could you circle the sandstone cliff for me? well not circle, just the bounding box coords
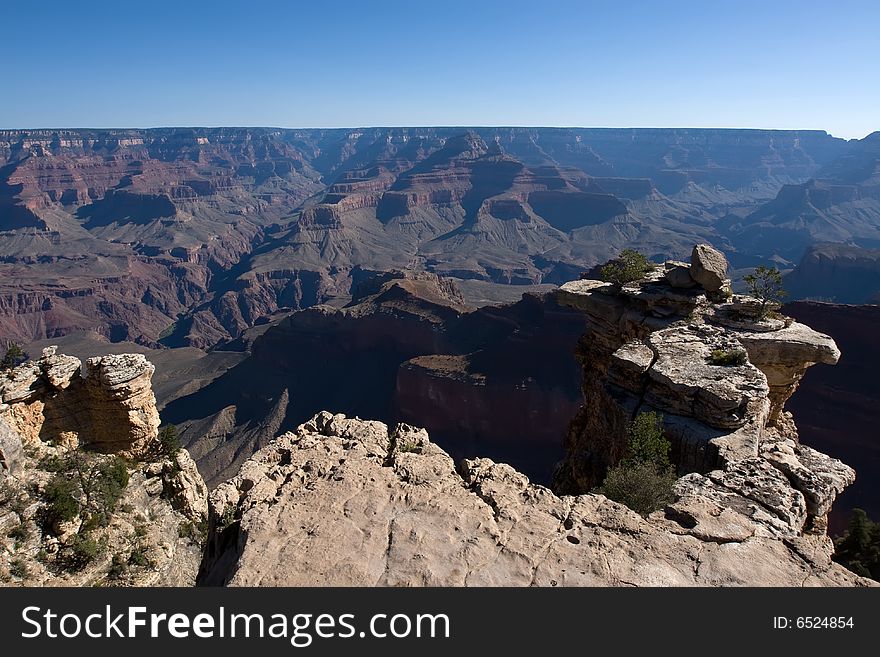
[0,348,207,586]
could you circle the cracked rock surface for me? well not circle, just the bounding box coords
[198,412,870,587]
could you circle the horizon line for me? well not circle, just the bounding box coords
[0,125,876,141]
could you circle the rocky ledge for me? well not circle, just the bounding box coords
[0,348,207,586]
[199,411,868,586]
[554,244,853,540]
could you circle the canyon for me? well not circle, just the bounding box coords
[1,248,874,586]
[196,248,869,585]
[3,127,879,350]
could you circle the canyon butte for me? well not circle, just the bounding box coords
[1,245,873,586]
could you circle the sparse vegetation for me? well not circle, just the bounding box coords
[1,343,28,369]
[599,249,653,286]
[35,452,131,574]
[397,439,420,454]
[158,424,181,456]
[108,553,129,580]
[743,265,787,319]
[9,557,29,579]
[218,503,238,530]
[708,348,748,367]
[178,519,208,545]
[833,508,880,581]
[66,534,102,571]
[7,521,31,544]
[598,411,677,516]
[43,474,80,525]
[38,453,66,473]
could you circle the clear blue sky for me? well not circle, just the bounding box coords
[2,0,877,138]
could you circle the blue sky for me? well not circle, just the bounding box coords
[2,0,877,138]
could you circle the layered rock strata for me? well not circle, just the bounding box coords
[0,347,159,459]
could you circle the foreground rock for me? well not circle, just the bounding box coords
[0,349,207,586]
[199,412,868,586]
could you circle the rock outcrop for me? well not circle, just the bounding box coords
[553,247,853,544]
[196,246,866,587]
[0,347,159,459]
[0,349,207,586]
[199,412,868,586]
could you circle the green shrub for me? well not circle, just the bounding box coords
[218,503,238,530]
[599,460,678,516]
[128,548,150,568]
[743,265,787,318]
[66,534,101,571]
[624,411,670,468]
[833,508,880,581]
[7,522,30,543]
[158,424,181,456]
[599,249,653,286]
[108,553,129,580]
[178,519,208,545]
[598,411,677,516]
[1,344,28,369]
[43,475,80,525]
[38,454,67,473]
[9,557,28,579]
[708,348,748,367]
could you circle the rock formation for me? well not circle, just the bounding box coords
[1,347,159,459]
[0,349,207,586]
[198,246,868,586]
[553,248,851,544]
[164,274,585,487]
[198,411,867,586]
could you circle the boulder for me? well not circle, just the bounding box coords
[664,261,697,288]
[690,243,729,292]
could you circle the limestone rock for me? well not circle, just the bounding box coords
[82,354,160,457]
[199,413,870,587]
[736,322,840,424]
[761,438,855,517]
[552,250,852,548]
[690,243,729,292]
[664,260,697,288]
[645,325,769,429]
[0,416,24,476]
[40,347,81,390]
[0,362,43,404]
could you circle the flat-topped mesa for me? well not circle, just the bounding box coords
[554,244,852,536]
[0,347,159,459]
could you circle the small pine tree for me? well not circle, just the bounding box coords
[833,508,879,580]
[1,344,28,369]
[743,265,787,318]
[158,424,181,456]
[624,410,670,468]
